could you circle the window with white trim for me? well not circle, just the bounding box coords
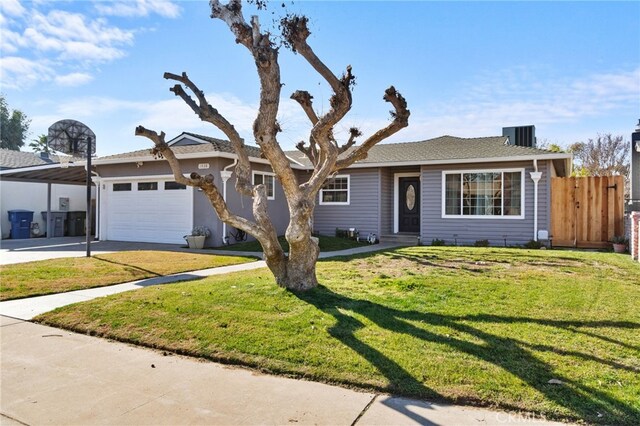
[320,175,350,205]
[443,170,523,218]
[113,183,131,191]
[252,172,275,200]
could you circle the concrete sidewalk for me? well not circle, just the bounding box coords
[0,316,565,425]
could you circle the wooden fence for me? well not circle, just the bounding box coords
[550,176,624,248]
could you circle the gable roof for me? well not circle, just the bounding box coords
[96,132,264,164]
[94,132,572,175]
[0,149,56,170]
[285,135,569,167]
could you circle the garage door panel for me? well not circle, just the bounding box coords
[106,180,192,244]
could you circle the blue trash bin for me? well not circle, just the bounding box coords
[8,210,34,239]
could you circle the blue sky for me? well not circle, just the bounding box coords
[1,0,638,156]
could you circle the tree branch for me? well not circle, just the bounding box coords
[290,90,318,125]
[210,3,302,201]
[335,86,409,170]
[339,127,362,154]
[163,71,253,197]
[134,125,261,235]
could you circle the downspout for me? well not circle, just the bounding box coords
[219,159,237,245]
[46,183,52,239]
[530,159,542,241]
[91,171,101,240]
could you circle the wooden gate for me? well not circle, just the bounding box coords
[551,176,624,248]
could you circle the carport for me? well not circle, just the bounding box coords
[0,161,98,248]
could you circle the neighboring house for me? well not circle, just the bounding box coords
[91,126,572,247]
[0,149,89,239]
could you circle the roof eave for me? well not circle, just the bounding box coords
[295,152,573,170]
[93,151,308,169]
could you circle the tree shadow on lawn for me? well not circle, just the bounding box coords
[92,256,163,277]
[295,286,639,425]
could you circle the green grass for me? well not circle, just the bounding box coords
[0,250,256,301]
[219,235,368,252]
[36,247,640,424]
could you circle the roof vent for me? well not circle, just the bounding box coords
[503,125,536,148]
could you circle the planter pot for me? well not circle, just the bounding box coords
[612,243,626,254]
[186,235,206,249]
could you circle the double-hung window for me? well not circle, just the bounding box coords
[252,171,275,200]
[442,169,523,218]
[319,175,350,205]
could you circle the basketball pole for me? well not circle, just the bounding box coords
[86,137,92,257]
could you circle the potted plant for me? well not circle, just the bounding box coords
[184,226,210,249]
[611,235,628,254]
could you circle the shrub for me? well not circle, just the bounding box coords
[474,239,490,247]
[188,226,211,237]
[523,239,543,249]
[431,238,445,246]
[611,235,628,245]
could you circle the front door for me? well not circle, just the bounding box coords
[399,177,420,233]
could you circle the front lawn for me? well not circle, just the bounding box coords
[37,247,640,424]
[0,251,256,301]
[219,234,368,252]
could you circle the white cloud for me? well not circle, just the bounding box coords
[24,10,133,62]
[385,67,640,143]
[95,0,181,18]
[0,0,26,17]
[1,2,159,88]
[0,56,53,89]
[55,72,94,87]
[0,28,26,53]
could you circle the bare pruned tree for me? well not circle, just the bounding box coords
[568,133,630,197]
[136,0,409,291]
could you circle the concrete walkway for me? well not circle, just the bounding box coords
[1,316,565,425]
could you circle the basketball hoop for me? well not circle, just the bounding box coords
[58,155,71,169]
[47,119,96,257]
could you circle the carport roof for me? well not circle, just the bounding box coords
[0,162,91,185]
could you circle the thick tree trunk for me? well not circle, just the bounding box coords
[262,205,320,291]
[265,241,320,291]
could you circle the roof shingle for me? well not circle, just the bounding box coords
[0,149,57,170]
[286,135,566,167]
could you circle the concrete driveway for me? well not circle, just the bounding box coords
[0,237,194,265]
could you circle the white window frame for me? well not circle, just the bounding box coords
[441,168,525,220]
[319,174,350,205]
[252,171,276,200]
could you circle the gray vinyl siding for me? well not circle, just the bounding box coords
[221,159,290,245]
[380,168,393,235]
[421,160,549,246]
[313,168,380,237]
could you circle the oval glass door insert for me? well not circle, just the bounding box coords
[406,184,416,210]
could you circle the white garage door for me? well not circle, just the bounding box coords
[105,179,192,244]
